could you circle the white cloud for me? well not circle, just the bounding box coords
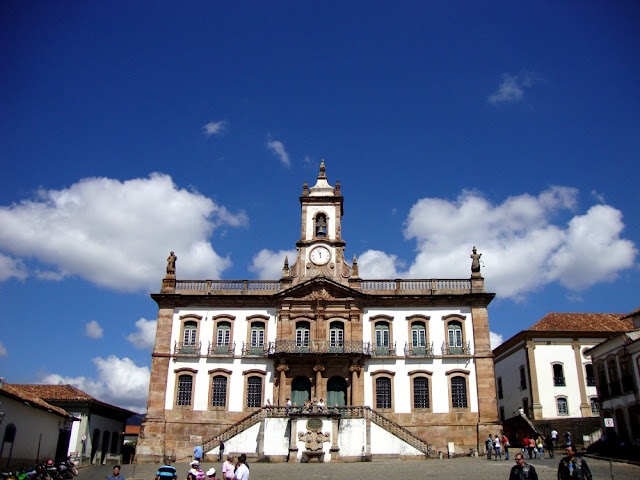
[0,340,7,357]
[358,250,401,278]
[357,187,636,300]
[488,72,535,106]
[126,318,157,350]
[203,120,228,137]
[85,320,104,339]
[0,253,27,281]
[0,173,248,292]
[490,331,504,350]
[266,140,291,168]
[42,355,150,412]
[249,249,297,280]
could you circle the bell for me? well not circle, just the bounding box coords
[316,226,326,236]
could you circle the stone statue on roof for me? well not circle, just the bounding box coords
[166,251,177,275]
[471,246,481,275]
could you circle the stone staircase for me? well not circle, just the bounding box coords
[201,405,431,457]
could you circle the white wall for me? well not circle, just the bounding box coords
[494,342,528,419]
[0,396,67,466]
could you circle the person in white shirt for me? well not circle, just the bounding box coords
[317,398,325,412]
[234,454,249,480]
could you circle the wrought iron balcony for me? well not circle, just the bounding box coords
[441,341,471,355]
[241,342,268,356]
[173,341,201,356]
[371,343,396,357]
[586,376,595,387]
[404,342,434,357]
[207,341,235,356]
[553,376,566,386]
[268,340,372,355]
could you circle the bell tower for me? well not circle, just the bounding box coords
[285,160,355,285]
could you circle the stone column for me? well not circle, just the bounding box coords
[288,418,298,462]
[525,340,543,420]
[313,363,325,400]
[277,363,289,406]
[471,306,499,424]
[573,340,591,417]
[349,364,361,406]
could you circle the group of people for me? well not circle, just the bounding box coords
[151,448,250,480]
[485,434,511,460]
[509,445,592,480]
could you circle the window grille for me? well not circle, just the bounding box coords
[247,376,262,408]
[211,376,227,407]
[177,375,193,406]
[451,376,467,408]
[376,377,392,409]
[413,377,429,409]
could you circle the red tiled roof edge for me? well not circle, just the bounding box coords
[0,383,76,419]
[526,312,632,332]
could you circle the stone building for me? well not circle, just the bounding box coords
[493,312,635,446]
[136,162,499,462]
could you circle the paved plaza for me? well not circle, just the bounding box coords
[79,456,640,480]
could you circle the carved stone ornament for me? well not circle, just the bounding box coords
[303,288,333,300]
[276,364,290,373]
[298,429,331,452]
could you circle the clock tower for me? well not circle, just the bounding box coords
[285,160,356,285]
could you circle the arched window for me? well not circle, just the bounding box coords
[607,358,621,396]
[249,322,265,355]
[291,376,312,406]
[447,321,463,354]
[619,354,633,392]
[411,321,427,355]
[315,213,327,237]
[557,397,568,415]
[211,376,228,407]
[327,376,348,407]
[590,397,599,415]
[246,376,263,408]
[451,376,467,409]
[553,364,565,386]
[329,321,344,351]
[519,365,527,390]
[413,377,430,409]
[296,321,310,352]
[177,374,193,406]
[217,321,231,347]
[2,424,16,443]
[375,377,392,409]
[374,322,390,355]
[183,321,197,345]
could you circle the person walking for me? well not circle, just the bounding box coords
[522,436,529,458]
[551,429,558,448]
[486,434,494,460]
[509,453,539,480]
[527,437,536,459]
[155,458,177,480]
[222,454,235,480]
[194,445,203,462]
[545,435,554,459]
[557,446,592,480]
[494,435,502,461]
[503,434,510,460]
[218,441,225,463]
[106,465,125,480]
[536,436,544,459]
[234,454,249,480]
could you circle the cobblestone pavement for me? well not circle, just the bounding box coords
[80,456,640,480]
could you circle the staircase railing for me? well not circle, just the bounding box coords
[201,405,429,456]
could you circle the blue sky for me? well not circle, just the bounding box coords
[1,2,638,411]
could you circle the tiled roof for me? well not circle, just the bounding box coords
[620,306,640,320]
[15,384,136,417]
[125,425,141,435]
[17,384,94,402]
[526,312,632,332]
[0,383,74,419]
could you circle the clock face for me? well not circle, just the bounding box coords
[310,246,331,265]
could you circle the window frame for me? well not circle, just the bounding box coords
[552,363,566,387]
[245,314,269,355]
[371,370,395,412]
[446,369,470,411]
[370,315,394,356]
[556,396,569,416]
[442,314,467,355]
[242,369,266,412]
[408,370,433,412]
[178,314,202,354]
[208,368,232,410]
[173,367,197,409]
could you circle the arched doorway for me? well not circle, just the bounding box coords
[291,376,311,406]
[91,429,100,463]
[101,431,111,464]
[327,376,348,407]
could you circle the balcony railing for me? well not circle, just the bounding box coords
[441,341,471,355]
[173,341,201,356]
[554,376,566,387]
[241,342,268,356]
[268,340,372,355]
[586,376,595,387]
[404,342,434,357]
[207,342,235,356]
[173,278,473,295]
[372,343,396,357]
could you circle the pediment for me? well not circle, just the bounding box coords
[278,276,361,301]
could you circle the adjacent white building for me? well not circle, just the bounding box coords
[493,312,634,444]
[585,307,640,446]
